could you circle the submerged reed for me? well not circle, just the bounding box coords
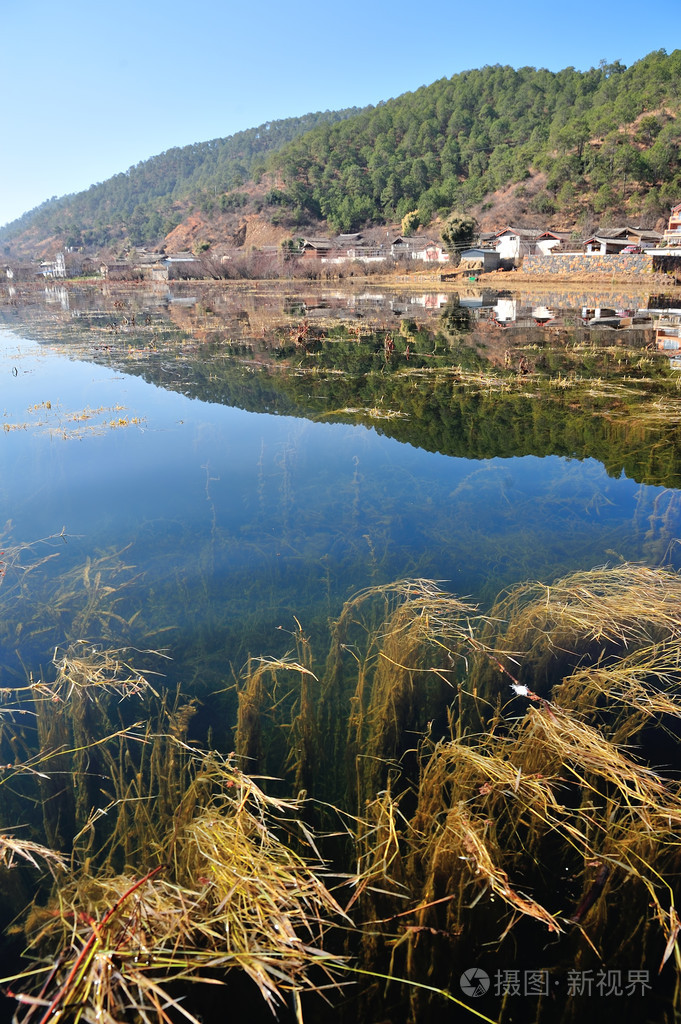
[4,563,681,1023]
[17,755,348,1024]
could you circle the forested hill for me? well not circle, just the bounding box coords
[3,50,681,254]
[0,107,364,250]
[267,50,681,232]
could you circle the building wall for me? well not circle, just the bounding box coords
[521,253,654,276]
[496,235,519,260]
[535,238,562,256]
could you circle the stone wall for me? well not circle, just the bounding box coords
[521,253,654,277]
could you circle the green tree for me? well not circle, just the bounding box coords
[441,211,477,258]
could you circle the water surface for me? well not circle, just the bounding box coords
[1,281,679,702]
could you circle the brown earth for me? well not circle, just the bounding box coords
[242,215,294,249]
[164,212,212,253]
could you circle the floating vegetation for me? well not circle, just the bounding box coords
[1,401,145,439]
[0,533,154,687]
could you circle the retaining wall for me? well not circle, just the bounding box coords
[521,253,654,277]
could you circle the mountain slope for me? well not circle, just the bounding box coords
[3,50,681,256]
[263,50,681,232]
[0,107,365,252]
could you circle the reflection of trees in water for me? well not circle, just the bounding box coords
[641,488,681,567]
[4,284,680,492]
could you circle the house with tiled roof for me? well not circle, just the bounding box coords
[585,226,662,253]
[535,231,572,255]
[584,235,631,255]
[494,227,542,261]
[624,226,663,247]
[300,238,336,260]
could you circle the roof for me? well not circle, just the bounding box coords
[302,238,334,250]
[391,236,438,249]
[626,226,663,240]
[495,226,542,239]
[585,235,630,245]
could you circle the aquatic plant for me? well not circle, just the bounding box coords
[232,566,681,1021]
[4,563,681,1023]
[2,642,347,1024]
[14,759,347,1024]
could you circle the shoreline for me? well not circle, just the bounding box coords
[6,271,681,299]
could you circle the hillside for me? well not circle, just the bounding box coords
[0,107,364,255]
[2,50,681,257]
[265,51,681,234]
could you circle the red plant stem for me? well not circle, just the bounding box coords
[36,865,164,1024]
[570,865,610,924]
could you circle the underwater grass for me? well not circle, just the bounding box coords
[15,759,349,1024]
[4,564,681,1022]
[2,644,348,1024]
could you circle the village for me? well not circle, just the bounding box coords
[7,203,681,286]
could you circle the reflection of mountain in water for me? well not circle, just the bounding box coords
[4,283,680,489]
[111,352,681,489]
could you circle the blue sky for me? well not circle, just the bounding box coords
[1,0,678,228]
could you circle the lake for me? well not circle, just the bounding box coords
[1,278,680,1024]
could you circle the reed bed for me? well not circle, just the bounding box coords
[318,566,681,1021]
[4,643,347,1024]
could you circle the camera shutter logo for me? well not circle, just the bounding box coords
[460,968,491,997]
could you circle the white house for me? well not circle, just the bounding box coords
[494,228,541,261]
[584,235,630,255]
[534,231,571,256]
[493,298,517,324]
[391,237,449,262]
[40,252,66,278]
[413,241,450,263]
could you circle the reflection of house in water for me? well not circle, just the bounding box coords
[458,290,495,310]
[654,314,681,367]
[44,286,70,311]
[408,293,449,309]
[581,306,620,324]
[493,298,517,324]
